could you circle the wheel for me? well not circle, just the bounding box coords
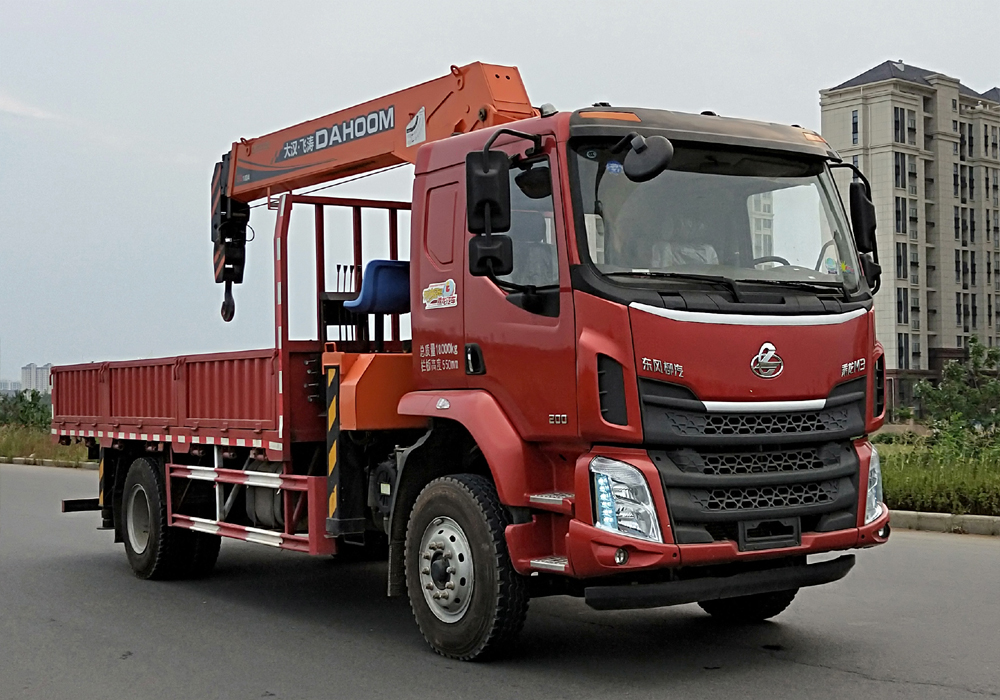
[405,474,529,660]
[698,589,798,622]
[121,456,219,580]
[185,531,221,578]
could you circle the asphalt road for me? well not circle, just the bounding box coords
[2,464,998,700]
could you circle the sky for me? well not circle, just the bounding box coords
[1,0,997,379]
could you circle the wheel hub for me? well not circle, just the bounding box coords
[126,483,151,555]
[418,516,474,623]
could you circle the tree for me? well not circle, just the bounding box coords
[0,390,51,430]
[914,337,1000,429]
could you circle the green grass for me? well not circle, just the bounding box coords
[0,425,88,463]
[880,444,1000,517]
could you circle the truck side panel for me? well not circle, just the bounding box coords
[52,349,280,450]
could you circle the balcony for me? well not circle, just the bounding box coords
[911,318,921,330]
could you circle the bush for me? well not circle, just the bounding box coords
[879,422,1000,516]
[0,425,87,463]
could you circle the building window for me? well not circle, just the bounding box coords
[894,152,905,188]
[894,107,906,143]
[970,166,976,201]
[955,206,961,239]
[972,251,977,285]
[971,209,976,243]
[897,333,910,369]
[972,294,978,329]
[955,250,962,283]
[895,197,906,233]
[896,288,909,324]
[956,292,963,326]
[953,120,959,132]
[852,155,859,181]
[954,142,960,156]
[952,99,958,111]
[954,164,960,197]
[896,242,907,279]
[852,109,859,145]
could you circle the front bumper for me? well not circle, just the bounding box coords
[585,553,855,610]
[550,444,891,578]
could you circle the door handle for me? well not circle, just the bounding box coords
[465,344,486,375]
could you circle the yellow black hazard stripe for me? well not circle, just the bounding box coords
[326,366,340,520]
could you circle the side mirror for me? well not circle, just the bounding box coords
[466,150,511,234]
[469,234,513,277]
[624,134,674,182]
[849,181,877,254]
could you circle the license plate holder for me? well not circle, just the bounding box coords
[738,517,801,552]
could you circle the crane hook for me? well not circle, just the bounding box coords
[221,280,236,322]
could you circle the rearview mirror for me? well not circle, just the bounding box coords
[849,181,877,254]
[466,150,511,234]
[469,234,513,277]
[624,134,674,182]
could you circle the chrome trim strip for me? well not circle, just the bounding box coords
[630,303,867,326]
[702,399,827,413]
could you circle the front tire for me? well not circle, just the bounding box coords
[698,589,798,622]
[405,474,529,660]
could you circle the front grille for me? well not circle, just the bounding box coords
[651,444,859,543]
[669,446,827,476]
[690,480,840,512]
[638,377,867,447]
[666,407,852,437]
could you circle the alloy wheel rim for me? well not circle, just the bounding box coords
[418,516,474,623]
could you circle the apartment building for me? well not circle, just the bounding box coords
[821,61,1000,414]
[0,379,23,393]
[20,363,52,394]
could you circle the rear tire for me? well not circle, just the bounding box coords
[184,531,221,578]
[405,474,529,660]
[698,589,798,622]
[121,456,220,580]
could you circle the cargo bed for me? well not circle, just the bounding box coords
[51,342,326,458]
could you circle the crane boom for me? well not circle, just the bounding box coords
[210,62,535,321]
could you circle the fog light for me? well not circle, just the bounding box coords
[614,548,629,566]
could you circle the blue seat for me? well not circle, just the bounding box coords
[343,260,410,315]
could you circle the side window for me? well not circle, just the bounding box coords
[499,158,558,288]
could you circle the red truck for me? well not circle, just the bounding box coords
[56,62,890,660]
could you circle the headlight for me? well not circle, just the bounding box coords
[865,446,884,525]
[590,456,662,543]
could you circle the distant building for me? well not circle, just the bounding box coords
[0,379,23,392]
[20,363,52,394]
[821,61,1000,413]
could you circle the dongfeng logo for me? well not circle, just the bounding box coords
[750,342,783,379]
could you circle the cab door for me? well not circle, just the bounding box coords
[462,138,578,440]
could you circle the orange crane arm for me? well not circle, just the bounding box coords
[225,62,534,203]
[210,62,535,321]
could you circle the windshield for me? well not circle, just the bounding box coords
[571,141,862,293]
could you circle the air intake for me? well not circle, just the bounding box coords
[597,355,628,426]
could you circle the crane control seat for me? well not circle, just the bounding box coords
[343,259,410,352]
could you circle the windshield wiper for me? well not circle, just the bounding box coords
[742,278,851,301]
[604,270,744,301]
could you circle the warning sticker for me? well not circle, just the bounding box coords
[406,107,427,148]
[422,279,457,310]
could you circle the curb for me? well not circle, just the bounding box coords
[0,455,98,471]
[891,510,1000,537]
